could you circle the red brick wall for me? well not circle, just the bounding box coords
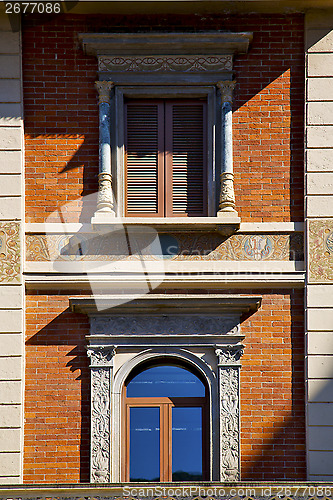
[23,13,304,223]
[24,292,90,483]
[240,289,305,479]
[24,289,305,482]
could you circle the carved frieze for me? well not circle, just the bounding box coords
[26,232,302,262]
[98,55,233,73]
[90,315,240,336]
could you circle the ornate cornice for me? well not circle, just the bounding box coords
[98,55,233,73]
[79,32,253,58]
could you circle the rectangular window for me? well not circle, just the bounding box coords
[125,99,207,217]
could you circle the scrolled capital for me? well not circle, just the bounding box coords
[217,80,236,104]
[215,344,244,365]
[87,345,116,367]
[95,81,114,104]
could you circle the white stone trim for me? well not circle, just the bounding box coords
[25,260,304,274]
[111,348,219,482]
[24,272,305,290]
[25,221,304,233]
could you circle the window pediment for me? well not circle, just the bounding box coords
[79,31,253,58]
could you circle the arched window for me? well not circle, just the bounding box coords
[123,361,209,482]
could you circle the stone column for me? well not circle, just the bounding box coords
[215,344,243,481]
[95,81,115,215]
[217,81,237,215]
[87,345,116,482]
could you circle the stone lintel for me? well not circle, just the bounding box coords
[70,294,262,316]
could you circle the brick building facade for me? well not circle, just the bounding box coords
[0,0,332,491]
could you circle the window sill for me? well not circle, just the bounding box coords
[91,214,241,235]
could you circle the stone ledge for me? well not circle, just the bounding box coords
[90,215,241,236]
[24,272,306,290]
[0,482,332,499]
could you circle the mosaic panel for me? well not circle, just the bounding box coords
[26,232,304,262]
[0,222,20,282]
[309,219,333,282]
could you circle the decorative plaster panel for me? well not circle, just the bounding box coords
[309,219,333,282]
[26,232,303,262]
[0,222,20,283]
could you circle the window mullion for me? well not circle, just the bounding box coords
[157,101,165,217]
[164,101,173,217]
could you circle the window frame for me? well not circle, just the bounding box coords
[122,363,210,482]
[113,86,217,218]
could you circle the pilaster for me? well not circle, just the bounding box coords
[87,346,116,482]
[0,12,24,484]
[215,345,243,481]
[305,9,333,481]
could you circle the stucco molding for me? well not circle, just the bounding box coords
[98,55,233,73]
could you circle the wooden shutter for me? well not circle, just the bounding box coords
[165,101,207,217]
[125,99,206,217]
[125,101,164,216]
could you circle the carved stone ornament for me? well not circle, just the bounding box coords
[90,314,240,336]
[97,172,114,213]
[217,80,236,104]
[91,368,111,482]
[219,367,240,481]
[219,172,236,212]
[215,345,244,365]
[98,55,233,73]
[95,80,114,104]
[87,346,116,367]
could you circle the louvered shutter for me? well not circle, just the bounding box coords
[125,102,164,216]
[125,99,207,217]
[165,101,207,217]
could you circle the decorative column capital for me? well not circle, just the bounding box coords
[87,345,116,367]
[215,344,244,366]
[217,80,236,104]
[95,81,114,104]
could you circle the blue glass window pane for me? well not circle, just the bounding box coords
[130,407,160,482]
[172,407,203,481]
[127,365,205,397]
